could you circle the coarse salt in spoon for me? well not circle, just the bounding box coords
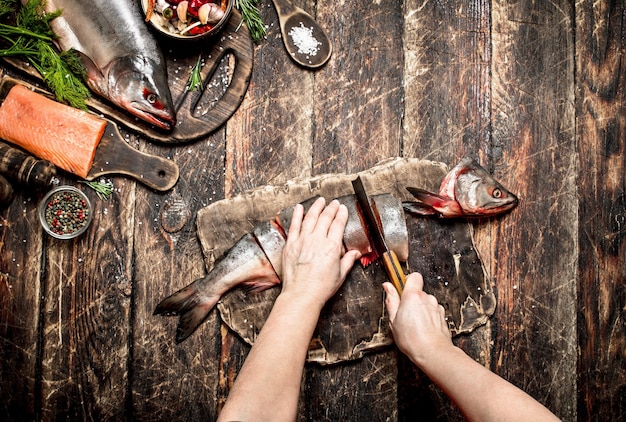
[270,0,332,68]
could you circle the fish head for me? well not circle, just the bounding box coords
[452,159,519,216]
[108,56,176,130]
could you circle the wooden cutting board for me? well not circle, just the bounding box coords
[0,75,179,191]
[2,9,253,145]
[196,158,497,364]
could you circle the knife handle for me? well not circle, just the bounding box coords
[382,250,406,295]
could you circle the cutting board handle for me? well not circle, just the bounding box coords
[88,121,179,191]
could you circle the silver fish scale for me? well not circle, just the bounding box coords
[41,0,162,66]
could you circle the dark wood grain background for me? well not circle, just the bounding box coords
[1,0,625,420]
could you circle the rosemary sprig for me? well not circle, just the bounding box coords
[83,180,114,200]
[0,0,90,109]
[186,55,203,92]
[235,0,266,43]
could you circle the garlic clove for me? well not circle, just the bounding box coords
[198,3,225,25]
[177,1,188,23]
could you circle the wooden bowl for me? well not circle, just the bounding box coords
[141,0,233,42]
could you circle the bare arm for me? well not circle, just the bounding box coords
[383,273,560,422]
[218,198,361,422]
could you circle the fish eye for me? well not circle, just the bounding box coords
[492,188,502,198]
[146,93,157,104]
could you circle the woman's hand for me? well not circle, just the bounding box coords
[383,272,453,366]
[281,197,361,310]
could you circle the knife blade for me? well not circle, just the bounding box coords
[352,176,406,294]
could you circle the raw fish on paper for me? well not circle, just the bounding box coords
[155,158,518,356]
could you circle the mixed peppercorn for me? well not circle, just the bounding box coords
[43,189,90,237]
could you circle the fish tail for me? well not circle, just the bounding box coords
[153,281,219,344]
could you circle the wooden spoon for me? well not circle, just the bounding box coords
[270,0,332,68]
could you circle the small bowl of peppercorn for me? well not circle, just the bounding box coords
[38,186,93,240]
[141,0,233,41]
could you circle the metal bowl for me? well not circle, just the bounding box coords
[38,186,93,240]
[141,0,233,42]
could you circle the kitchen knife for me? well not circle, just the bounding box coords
[352,176,406,294]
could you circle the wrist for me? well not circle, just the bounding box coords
[408,339,460,369]
[275,290,325,319]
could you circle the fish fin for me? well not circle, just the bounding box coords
[406,187,444,203]
[402,201,438,216]
[405,187,464,217]
[403,187,441,215]
[242,276,281,294]
[71,49,105,81]
[153,283,219,344]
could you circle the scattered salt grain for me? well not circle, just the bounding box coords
[288,22,321,57]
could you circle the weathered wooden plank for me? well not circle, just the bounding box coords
[490,1,577,420]
[0,191,42,420]
[214,0,320,416]
[400,1,492,420]
[224,1,315,196]
[130,134,226,421]
[37,174,133,419]
[402,0,491,164]
[302,351,399,421]
[312,0,404,175]
[302,0,405,420]
[576,1,626,420]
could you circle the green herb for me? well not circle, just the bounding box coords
[0,0,14,17]
[186,55,203,92]
[0,0,90,109]
[83,179,114,200]
[235,0,266,43]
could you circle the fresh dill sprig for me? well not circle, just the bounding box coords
[0,0,14,17]
[235,0,266,43]
[186,55,203,92]
[0,0,90,109]
[83,179,114,200]
[30,42,90,107]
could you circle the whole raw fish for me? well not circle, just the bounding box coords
[30,0,176,130]
[402,157,518,218]
[155,158,518,343]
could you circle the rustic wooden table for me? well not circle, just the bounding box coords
[1,1,624,421]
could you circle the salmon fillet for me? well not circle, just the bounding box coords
[0,85,106,179]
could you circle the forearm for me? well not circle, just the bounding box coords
[411,345,559,422]
[218,293,322,422]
